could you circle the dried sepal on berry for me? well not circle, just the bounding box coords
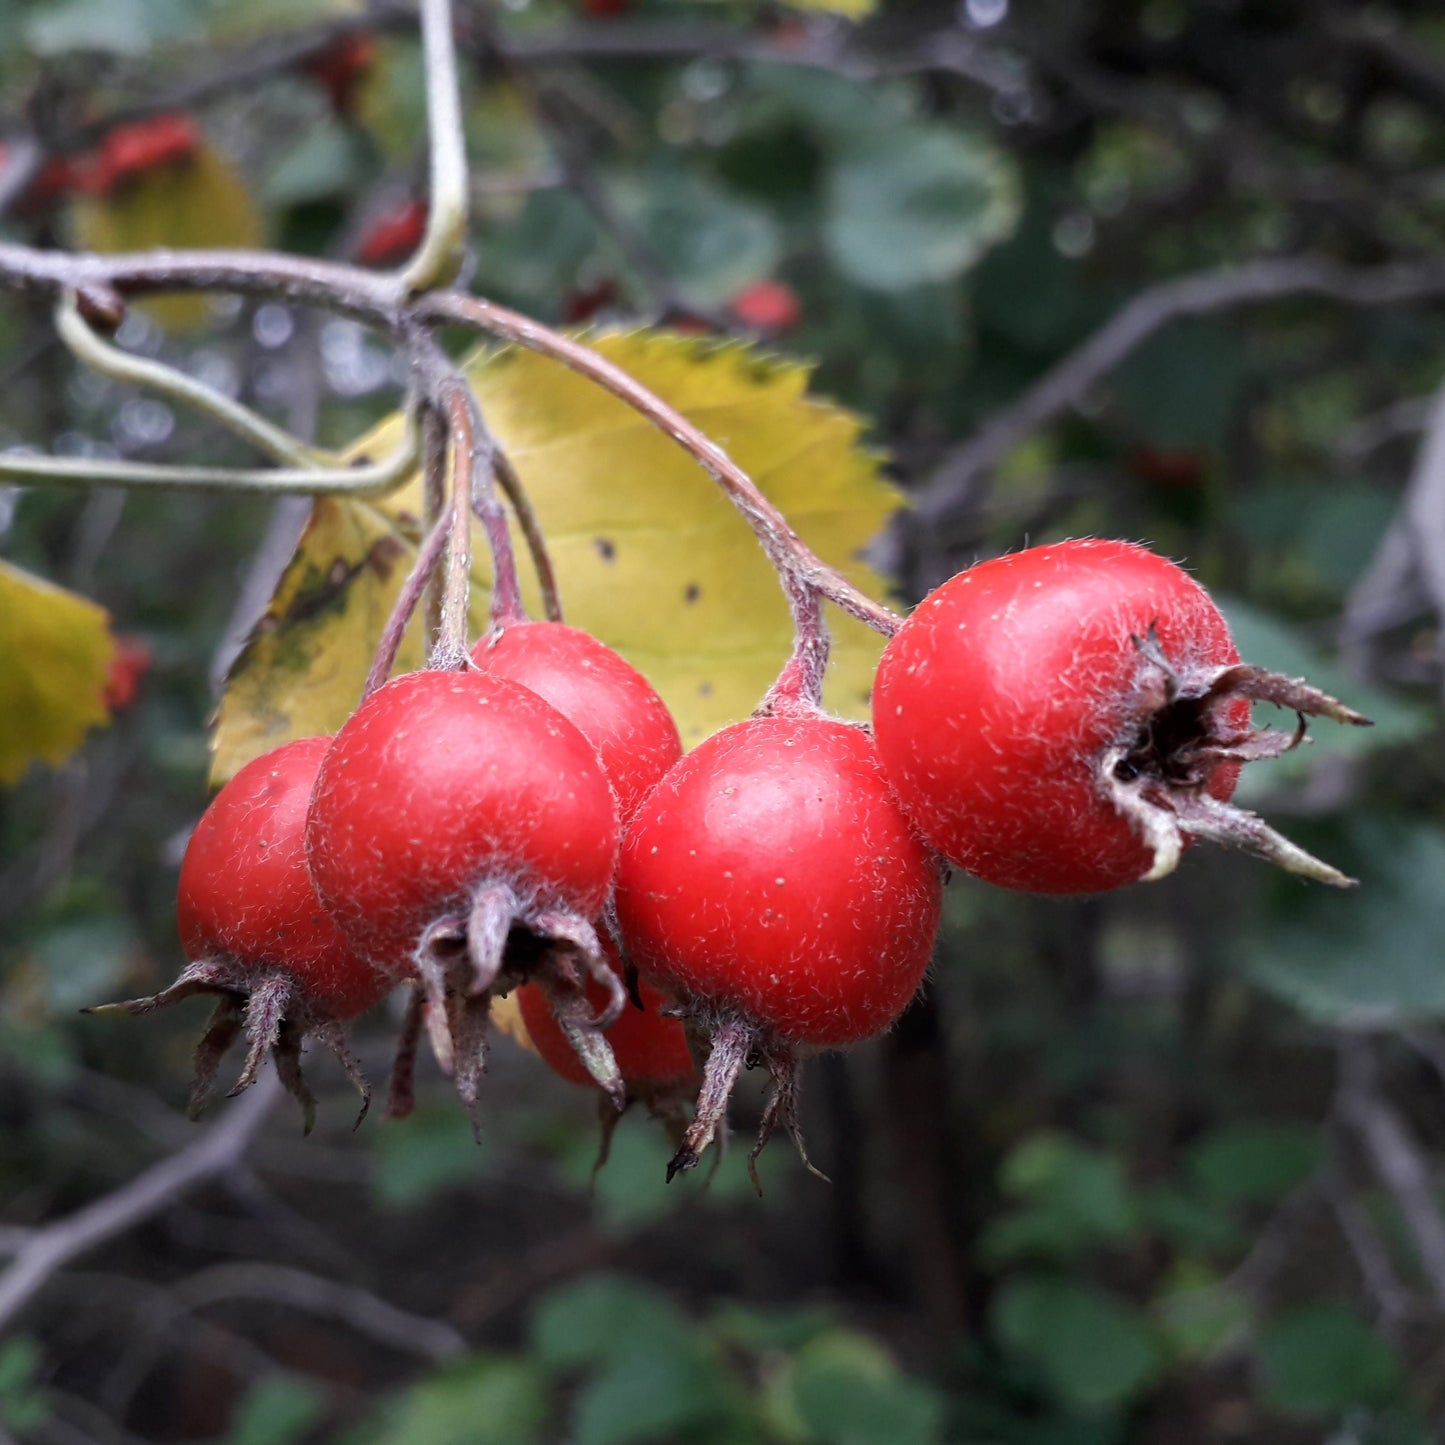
[305,670,628,1132]
[86,737,390,1131]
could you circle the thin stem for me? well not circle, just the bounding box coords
[414,291,905,637]
[761,575,830,714]
[434,384,478,668]
[459,388,526,627]
[401,0,469,296]
[362,508,453,701]
[419,406,450,651]
[0,415,419,495]
[55,291,328,469]
[493,448,563,622]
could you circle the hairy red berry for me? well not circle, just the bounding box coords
[615,713,943,1182]
[471,622,681,820]
[305,669,626,1118]
[872,539,1370,895]
[87,737,390,1130]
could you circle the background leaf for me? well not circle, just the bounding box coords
[992,1276,1163,1412]
[1258,1306,1402,1417]
[1243,820,1445,1025]
[0,560,116,787]
[824,124,1021,291]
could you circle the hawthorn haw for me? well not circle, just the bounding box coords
[517,936,697,1167]
[304,669,625,1119]
[615,712,943,1185]
[730,279,802,335]
[80,114,200,195]
[302,31,376,117]
[872,539,1371,895]
[87,737,391,1130]
[470,621,681,821]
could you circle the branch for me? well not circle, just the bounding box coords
[913,257,1445,529]
[402,0,470,295]
[55,291,326,469]
[1341,383,1445,693]
[174,1261,467,1362]
[0,244,400,322]
[1336,1037,1445,1314]
[0,1076,280,1331]
[415,290,904,636]
[0,423,418,497]
[1321,1159,1417,1332]
[500,19,1033,102]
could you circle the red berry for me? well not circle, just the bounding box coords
[305,670,626,1115]
[355,198,428,268]
[88,738,390,1129]
[561,276,620,325]
[302,32,376,116]
[1128,445,1206,490]
[582,0,630,18]
[730,279,802,334]
[615,713,943,1180]
[102,635,151,712]
[471,622,681,820]
[872,539,1370,895]
[518,938,695,1092]
[83,114,200,195]
[517,936,698,1169]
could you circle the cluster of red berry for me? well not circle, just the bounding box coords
[6,113,201,214]
[93,540,1366,1182]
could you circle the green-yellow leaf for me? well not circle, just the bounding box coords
[777,0,877,20]
[70,143,265,333]
[0,561,116,787]
[211,330,902,781]
[210,497,486,782]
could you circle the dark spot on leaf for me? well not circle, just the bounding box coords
[367,535,406,581]
[282,556,371,625]
[699,682,713,697]
[350,452,374,467]
[684,583,701,604]
[594,538,616,562]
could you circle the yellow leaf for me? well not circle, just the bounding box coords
[70,144,265,333]
[210,497,491,783]
[779,0,877,18]
[462,333,898,745]
[212,330,900,780]
[490,992,535,1054]
[0,561,116,787]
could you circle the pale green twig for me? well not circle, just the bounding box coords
[0,414,421,497]
[400,0,469,296]
[55,291,328,469]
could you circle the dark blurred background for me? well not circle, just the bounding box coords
[3,0,1445,1440]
